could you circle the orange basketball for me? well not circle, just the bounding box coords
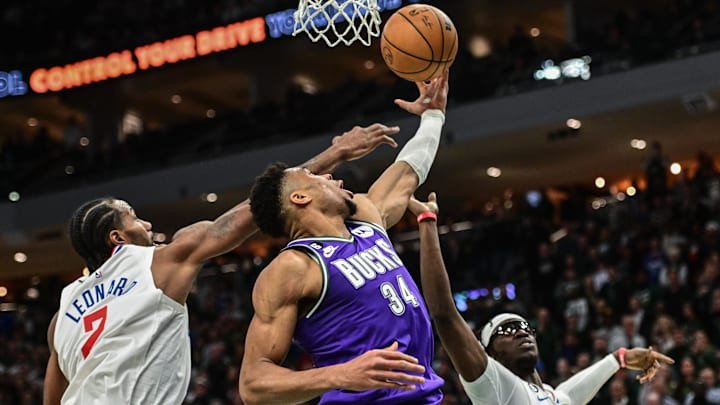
[380,4,458,82]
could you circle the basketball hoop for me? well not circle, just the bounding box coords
[293,0,381,47]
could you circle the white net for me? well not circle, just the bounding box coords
[293,0,381,47]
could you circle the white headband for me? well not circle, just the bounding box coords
[480,313,528,347]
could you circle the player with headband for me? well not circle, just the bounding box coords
[408,192,675,405]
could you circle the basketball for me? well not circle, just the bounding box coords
[380,4,458,82]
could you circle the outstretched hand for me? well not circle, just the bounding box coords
[394,70,449,115]
[408,192,439,217]
[336,341,426,391]
[332,123,400,161]
[624,346,675,384]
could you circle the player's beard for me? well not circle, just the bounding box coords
[138,236,154,247]
[344,198,358,217]
[125,230,154,247]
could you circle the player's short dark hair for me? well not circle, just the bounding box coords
[250,162,290,237]
[69,198,122,271]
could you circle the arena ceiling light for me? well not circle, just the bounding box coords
[206,109,216,119]
[566,118,582,129]
[27,117,38,127]
[486,167,502,178]
[626,186,637,196]
[171,94,182,104]
[594,177,606,188]
[8,191,20,202]
[534,56,591,81]
[529,27,541,37]
[0,286,6,297]
[468,35,492,59]
[13,252,27,263]
[670,162,682,175]
[203,193,218,203]
[630,139,647,150]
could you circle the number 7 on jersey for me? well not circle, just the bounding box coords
[81,305,108,359]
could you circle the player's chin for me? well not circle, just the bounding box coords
[517,345,539,357]
[527,344,539,354]
[527,350,540,362]
[143,234,155,246]
[519,351,539,366]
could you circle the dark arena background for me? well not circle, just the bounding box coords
[1,0,720,403]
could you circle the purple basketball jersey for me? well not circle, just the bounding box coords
[285,220,443,405]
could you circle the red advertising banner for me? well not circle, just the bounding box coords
[30,17,266,94]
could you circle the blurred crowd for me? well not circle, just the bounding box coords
[0,146,718,404]
[2,1,720,403]
[4,0,720,197]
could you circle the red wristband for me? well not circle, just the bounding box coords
[618,347,627,368]
[417,211,437,223]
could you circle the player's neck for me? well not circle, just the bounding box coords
[289,211,351,240]
[508,361,542,385]
[522,370,543,386]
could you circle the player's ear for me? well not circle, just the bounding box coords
[290,191,312,207]
[109,230,126,246]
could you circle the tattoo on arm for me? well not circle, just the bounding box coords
[208,205,243,238]
[172,201,256,265]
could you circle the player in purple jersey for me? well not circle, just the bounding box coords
[240,71,450,405]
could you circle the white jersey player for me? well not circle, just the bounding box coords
[54,244,191,404]
[407,192,675,405]
[42,123,402,405]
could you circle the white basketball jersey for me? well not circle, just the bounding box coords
[54,244,191,405]
[461,356,571,405]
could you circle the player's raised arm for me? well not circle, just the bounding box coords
[238,250,426,405]
[409,193,490,381]
[555,346,674,404]
[354,71,448,229]
[304,123,399,173]
[152,124,399,303]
